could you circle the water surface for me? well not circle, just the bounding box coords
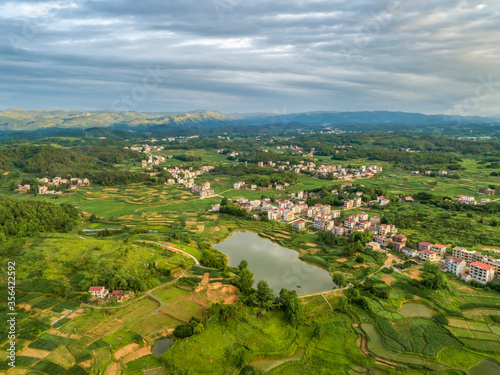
[152,338,174,357]
[213,231,333,295]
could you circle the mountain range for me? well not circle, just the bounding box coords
[0,108,498,132]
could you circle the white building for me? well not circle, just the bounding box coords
[470,262,495,284]
[444,257,466,277]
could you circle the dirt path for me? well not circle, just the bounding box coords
[299,264,387,298]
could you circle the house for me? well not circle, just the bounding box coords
[88,286,109,299]
[380,199,390,206]
[369,216,380,225]
[283,210,295,222]
[38,186,48,195]
[343,199,354,209]
[391,241,406,252]
[420,250,437,263]
[331,210,341,219]
[470,262,495,284]
[402,247,418,258]
[357,212,369,221]
[292,221,305,231]
[431,244,447,255]
[444,257,466,276]
[405,196,414,201]
[344,219,356,229]
[366,242,381,251]
[374,235,388,247]
[461,273,471,282]
[393,234,407,243]
[418,242,432,252]
[332,226,344,236]
[268,211,278,221]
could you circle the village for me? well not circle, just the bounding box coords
[16,176,91,195]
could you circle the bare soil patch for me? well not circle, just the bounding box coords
[337,258,348,263]
[381,274,396,285]
[406,270,423,280]
[107,362,121,375]
[385,254,400,265]
[17,347,51,358]
[113,343,139,360]
[192,282,238,307]
[306,243,317,247]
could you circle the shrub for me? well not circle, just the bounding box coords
[174,324,193,338]
[433,314,449,325]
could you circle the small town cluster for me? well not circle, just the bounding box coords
[17,176,90,195]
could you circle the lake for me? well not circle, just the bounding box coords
[213,231,334,295]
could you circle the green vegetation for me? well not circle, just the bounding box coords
[1,128,500,374]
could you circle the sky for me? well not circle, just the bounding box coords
[1,0,499,116]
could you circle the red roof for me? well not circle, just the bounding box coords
[111,290,122,296]
[433,244,446,248]
[462,273,469,277]
[89,286,104,292]
[420,242,432,246]
[422,250,436,255]
[471,262,494,271]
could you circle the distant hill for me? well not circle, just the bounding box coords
[0,109,231,131]
[0,108,497,132]
[239,111,499,126]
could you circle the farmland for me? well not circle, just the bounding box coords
[1,131,500,374]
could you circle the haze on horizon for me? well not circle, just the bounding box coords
[1,0,499,117]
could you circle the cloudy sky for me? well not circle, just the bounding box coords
[1,0,499,116]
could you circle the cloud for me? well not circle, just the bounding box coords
[0,0,499,115]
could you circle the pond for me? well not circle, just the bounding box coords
[213,231,334,295]
[152,338,174,358]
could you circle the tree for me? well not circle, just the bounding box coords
[237,267,255,295]
[256,280,274,310]
[338,296,349,313]
[238,260,249,271]
[332,272,347,287]
[277,289,303,325]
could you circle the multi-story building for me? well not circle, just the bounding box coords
[452,246,476,263]
[332,226,344,236]
[283,210,295,222]
[418,242,432,252]
[357,212,369,221]
[88,286,109,299]
[331,210,341,219]
[292,221,305,231]
[444,257,466,276]
[432,244,447,256]
[343,199,354,209]
[470,262,495,284]
[374,235,388,247]
[420,250,437,263]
